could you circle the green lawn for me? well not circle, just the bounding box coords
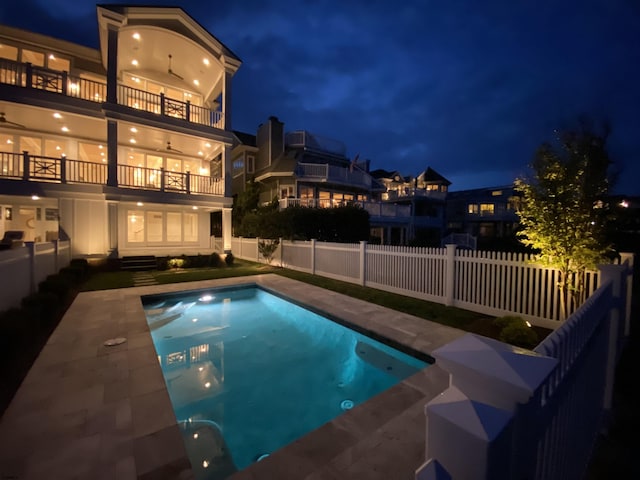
[80,259,550,342]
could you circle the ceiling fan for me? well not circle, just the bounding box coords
[167,54,184,80]
[156,140,183,154]
[0,112,26,129]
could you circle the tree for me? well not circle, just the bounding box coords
[514,119,615,320]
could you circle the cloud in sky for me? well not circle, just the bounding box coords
[2,0,639,193]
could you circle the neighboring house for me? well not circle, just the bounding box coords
[370,167,450,245]
[230,130,258,197]
[445,185,521,247]
[0,5,240,257]
[246,116,380,207]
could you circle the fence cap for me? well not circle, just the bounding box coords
[427,385,512,441]
[433,333,557,402]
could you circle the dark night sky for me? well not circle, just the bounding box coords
[2,0,639,193]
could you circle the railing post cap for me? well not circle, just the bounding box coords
[427,385,512,441]
[432,333,557,406]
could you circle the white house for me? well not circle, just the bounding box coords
[0,5,240,257]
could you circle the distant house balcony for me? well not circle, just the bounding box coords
[0,151,223,196]
[286,131,347,157]
[295,162,372,190]
[383,188,447,201]
[0,59,224,129]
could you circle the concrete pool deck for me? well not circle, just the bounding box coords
[0,274,467,479]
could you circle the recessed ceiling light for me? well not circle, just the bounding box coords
[6,139,12,144]
[137,202,144,206]
[31,195,40,200]
[131,59,138,66]
[192,206,198,210]
[49,54,55,60]
[132,32,140,40]
[61,126,69,132]
[130,127,137,133]
[53,112,62,119]
[205,143,211,148]
[198,151,203,156]
[193,79,199,86]
[56,146,61,150]
[129,138,136,144]
[98,145,103,149]
[203,58,210,66]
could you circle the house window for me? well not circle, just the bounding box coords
[183,213,198,242]
[47,55,70,72]
[45,208,58,221]
[467,204,479,214]
[21,49,45,67]
[127,211,145,242]
[78,142,106,164]
[480,203,495,215]
[507,196,521,211]
[167,212,182,242]
[147,211,163,242]
[0,44,18,61]
[4,207,12,220]
[246,155,255,174]
[491,190,503,196]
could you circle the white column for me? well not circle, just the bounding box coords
[223,144,232,199]
[222,208,232,253]
[222,70,232,130]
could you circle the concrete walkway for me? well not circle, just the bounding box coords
[0,274,467,479]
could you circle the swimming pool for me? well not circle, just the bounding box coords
[142,284,430,479]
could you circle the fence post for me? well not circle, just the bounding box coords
[256,237,261,262]
[359,240,367,286]
[598,263,626,412]
[279,237,283,267]
[618,252,634,336]
[53,239,60,272]
[311,239,316,275]
[420,333,557,480]
[444,244,456,306]
[26,241,36,294]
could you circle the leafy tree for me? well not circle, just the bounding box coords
[514,119,615,319]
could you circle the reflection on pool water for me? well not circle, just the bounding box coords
[142,285,429,479]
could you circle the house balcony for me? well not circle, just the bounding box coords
[0,59,224,129]
[295,162,372,190]
[286,131,347,157]
[0,151,224,196]
[382,188,447,201]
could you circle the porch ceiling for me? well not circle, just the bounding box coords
[0,102,105,142]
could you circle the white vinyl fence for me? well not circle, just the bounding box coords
[0,240,71,311]
[415,260,632,480]
[230,237,620,328]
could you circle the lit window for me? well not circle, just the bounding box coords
[491,190,503,196]
[480,203,495,215]
[467,204,479,214]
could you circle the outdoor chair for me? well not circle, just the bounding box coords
[0,230,25,250]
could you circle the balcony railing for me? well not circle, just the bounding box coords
[0,151,223,195]
[0,59,106,102]
[383,188,447,201]
[286,131,347,157]
[295,162,372,189]
[117,85,224,129]
[0,59,224,128]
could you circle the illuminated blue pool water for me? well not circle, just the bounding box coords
[142,285,429,479]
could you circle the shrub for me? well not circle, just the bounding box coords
[224,252,234,266]
[38,273,73,301]
[0,308,30,354]
[258,239,280,264]
[156,256,170,271]
[168,257,186,269]
[209,252,223,268]
[494,315,539,349]
[59,265,86,284]
[69,258,89,276]
[21,291,60,326]
[192,254,209,268]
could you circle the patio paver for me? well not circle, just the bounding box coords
[0,274,467,479]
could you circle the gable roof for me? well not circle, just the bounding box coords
[233,130,257,147]
[418,167,451,186]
